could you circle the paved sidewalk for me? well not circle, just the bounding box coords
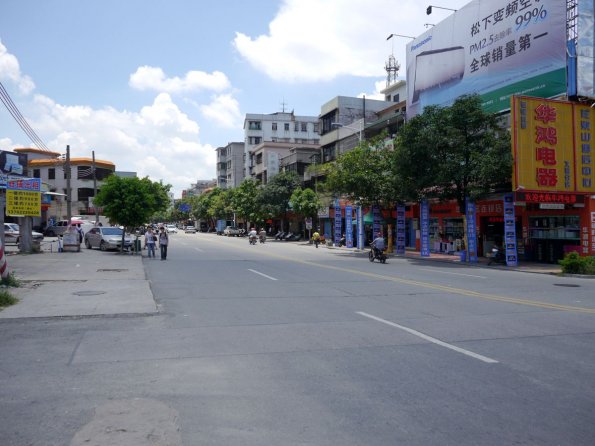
[0,244,157,319]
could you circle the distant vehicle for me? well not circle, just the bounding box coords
[184,226,197,234]
[166,224,178,234]
[44,220,85,236]
[223,226,242,237]
[4,223,44,245]
[84,226,132,251]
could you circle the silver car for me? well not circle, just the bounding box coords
[84,227,132,251]
[4,223,44,245]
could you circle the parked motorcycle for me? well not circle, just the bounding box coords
[368,247,387,263]
[488,246,505,265]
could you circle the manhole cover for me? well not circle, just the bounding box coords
[73,291,107,296]
[97,269,128,272]
[553,284,580,288]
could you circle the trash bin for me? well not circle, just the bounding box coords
[134,239,141,252]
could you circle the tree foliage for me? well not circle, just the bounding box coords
[324,134,398,206]
[232,179,262,225]
[393,94,512,212]
[289,187,321,219]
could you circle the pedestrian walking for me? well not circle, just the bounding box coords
[145,227,156,259]
[158,226,169,260]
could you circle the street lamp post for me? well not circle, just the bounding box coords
[331,122,363,142]
[426,5,457,15]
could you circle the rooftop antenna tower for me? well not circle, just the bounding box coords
[385,53,400,87]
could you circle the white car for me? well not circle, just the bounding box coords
[166,224,178,234]
[84,226,132,251]
[4,223,44,245]
[184,226,197,234]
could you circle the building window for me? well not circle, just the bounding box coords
[33,169,40,178]
[313,123,319,133]
[301,122,307,132]
[272,122,277,131]
[249,137,262,144]
[77,165,94,179]
[48,168,55,180]
[249,121,262,130]
[294,122,299,132]
[393,93,400,102]
[284,123,290,131]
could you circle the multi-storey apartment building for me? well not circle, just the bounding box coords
[216,142,244,189]
[251,141,320,185]
[243,111,320,180]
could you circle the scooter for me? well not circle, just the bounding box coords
[368,247,387,263]
[488,246,505,265]
[249,234,257,245]
[259,231,266,243]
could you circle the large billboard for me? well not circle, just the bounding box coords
[512,96,595,194]
[406,0,567,116]
[577,0,595,98]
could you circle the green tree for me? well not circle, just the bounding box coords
[324,134,397,207]
[393,94,512,212]
[260,171,301,231]
[232,179,262,228]
[289,187,321,219]
[94,175,171,251]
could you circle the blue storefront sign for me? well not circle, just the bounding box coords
[420,200,430,257]
[345,205,353,248]
[465,198,478,263]
[372,205,381,238]
[503,193,518,266]
[396,204,406,255]
[334,199,342,246]
[357,206,364,249]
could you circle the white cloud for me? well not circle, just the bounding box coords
[129,66,231,93]
[233,0,467,83]
[0,40,35,94]
[200,94,242,129]
[29,93,215,196]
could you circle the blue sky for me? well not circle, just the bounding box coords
[0,0,467,197]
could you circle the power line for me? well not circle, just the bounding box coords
[0,80,52,151]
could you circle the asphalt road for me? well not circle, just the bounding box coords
[1,232,595,445]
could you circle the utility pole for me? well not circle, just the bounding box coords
[92,150,99,224]
[65,145,72,222]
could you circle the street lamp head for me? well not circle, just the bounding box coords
[426,5,457,15]
[387,33,415,41]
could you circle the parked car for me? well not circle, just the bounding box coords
[166,224,178,234]
[184,226,197,233]
[44,219,87,236]
[84,226,132,251]
[223,226,242,237]
[4,223,44,245]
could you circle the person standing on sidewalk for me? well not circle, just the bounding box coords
[145,228,156,259]
[158,226,169,260]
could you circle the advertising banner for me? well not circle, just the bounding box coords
[512,96,595,193]
[465,199,478,263]
[6,178,42,217]
[577,0,595,98]
[503,193,519,266]
[357,206,364,249]
[406,0,567,116]
[372,205,381,239]
[420,200,430,257]
[396,204,406,255]
[345,205,353,248]
[334,199,342,246]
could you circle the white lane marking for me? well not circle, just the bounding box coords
[419,268,486,279]
[248,269,278,281]
[194,247,204,252]
[356,311,499,364]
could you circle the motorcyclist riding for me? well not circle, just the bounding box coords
[312,229,321,248]
[259,228,266,243]
[371,233,386,257]
[248,227,258,244]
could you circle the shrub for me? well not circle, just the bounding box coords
[1,272,20,288]
[0,289,18,308]
[559,252,595,275]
